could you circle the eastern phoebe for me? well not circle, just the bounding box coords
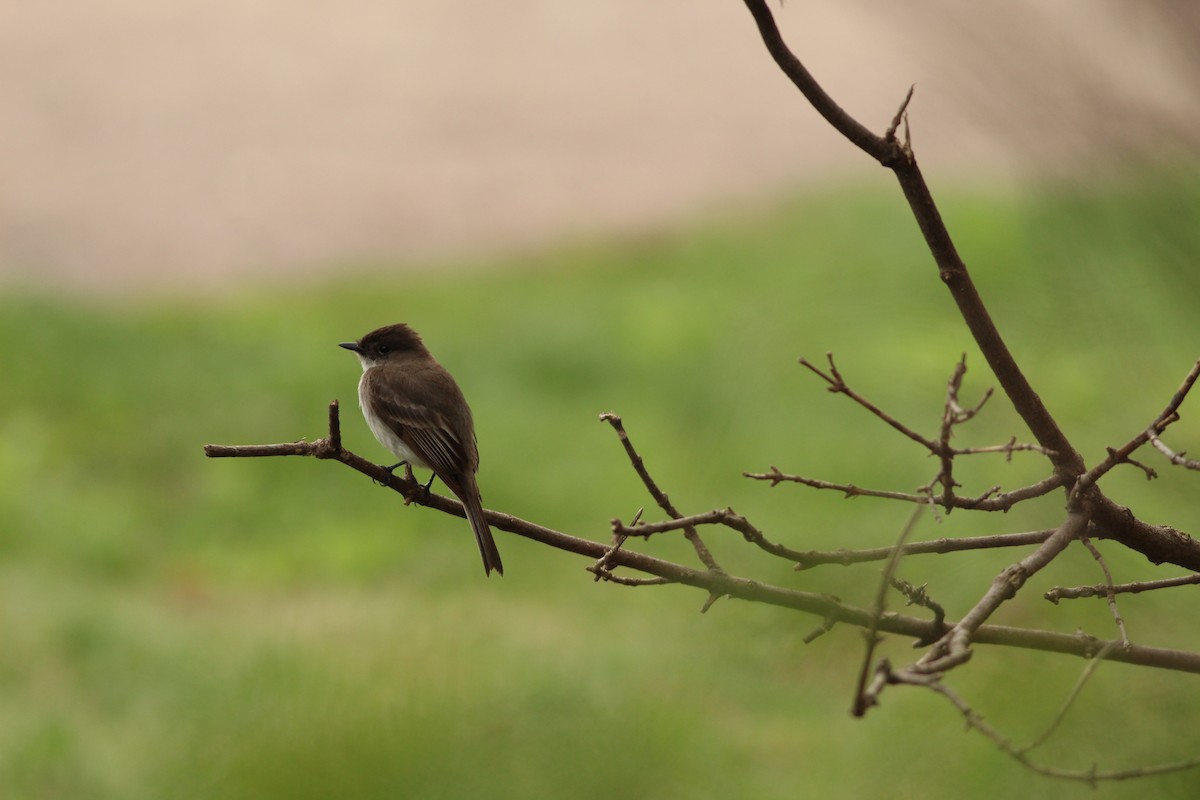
[340,323,503,576]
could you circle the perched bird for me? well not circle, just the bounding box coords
[340,323,503,576]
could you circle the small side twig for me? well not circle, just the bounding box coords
[889,576,946,640]
[587,569,673,587]
[746,468,1066,512]
[591,508,643,580]
[1045,572,1200,603]
[1073,358,1200,496]
[799,354,937,450]
[803,614,839,644]
[884,84,915,142]
[853,503,925,716]
[884,664,1200,784]
[1020,640,1120,755]
[1148,432,1200,471]
[793,529,1056,569]
[1078,537,1130,647]
[954,438,1057,459]
[600,413,722,573]
[915,510,1089,675]
[614,506,810,563]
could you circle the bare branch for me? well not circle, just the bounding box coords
[799,354,936,450]
[1078,537,1131,647]
[853,504,925,716]
[1089,497,1200,571]
[802,615,838,644]
[614,506,811,563]
[954,438,1057,459]
[740,0,1200,586]
[1074,358,1200,495]
[932,356,973,510]
[884,85,915,142]
[1149,431,1200,471]
[613,509,740,538]
[739,0,1086,476]
[915,510,1089,674]
[204,404,1200,674]
[745,468,1067,512]
[600,413,722,572]
[885,666,1200,783]
[889,577,947,639]
[1045,572,1200,603]
[587,569,673,587]
[738,0,891,162]
[1021,641,1120,755]
[792,529,1056,569]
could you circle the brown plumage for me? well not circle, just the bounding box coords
[340,323,503,576]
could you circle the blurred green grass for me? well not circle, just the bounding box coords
[2,171,1200,798]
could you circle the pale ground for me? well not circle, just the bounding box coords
[0,1,1195,295]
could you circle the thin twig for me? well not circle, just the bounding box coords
[745,468,1067,512]
[954,439,1057,458]
[853,503,925,716]
[933,356,969,510]
[803,615,838,644]
[587,569,673,587]
[1020,641,1119,755]
[799,354,937,450]
[1078,537,1130,647]
[884,85,915,141]
[615,506,810,563]
[600,413,722,572]
[915,511,1089,674]
[889,576,946,640]
[793,529,1056,569]
[1045,572,1200,603]
[886,666,1200,784]
[591,508,641,580]
[1148,432,1200,471]
[1073,358,1200,496]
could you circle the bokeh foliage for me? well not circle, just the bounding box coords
[2,172,1199,798]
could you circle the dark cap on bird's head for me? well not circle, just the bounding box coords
[339,323,429,363]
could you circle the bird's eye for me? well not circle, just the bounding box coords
[377,344,390,355]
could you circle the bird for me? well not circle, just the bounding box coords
[339,323,503,576]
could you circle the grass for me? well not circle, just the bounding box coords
[2,170,1200,798]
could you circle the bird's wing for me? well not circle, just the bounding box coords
[363,367,471,478]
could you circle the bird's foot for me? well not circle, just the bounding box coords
[375,461,411,487]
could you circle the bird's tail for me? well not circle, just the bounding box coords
[458,476,504,577]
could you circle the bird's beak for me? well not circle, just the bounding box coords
[338,341,362,353]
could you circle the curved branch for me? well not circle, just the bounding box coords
[740,0,890,161]
[740,0,1085,478]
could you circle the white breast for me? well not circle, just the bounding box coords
[357,370,427,468]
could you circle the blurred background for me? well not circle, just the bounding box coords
[2,1,1199,797]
